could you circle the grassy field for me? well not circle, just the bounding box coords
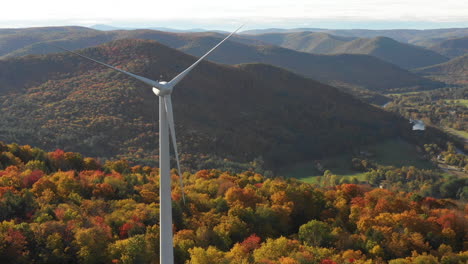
[444,99,468,107]
[281,138,435,183]
[387,90,431,96]
[445,127,468,141]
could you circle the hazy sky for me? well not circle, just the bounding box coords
[2,0,467,29]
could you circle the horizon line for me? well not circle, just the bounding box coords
[1,19,468,31]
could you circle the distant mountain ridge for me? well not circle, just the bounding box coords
[240,27,468,45]
[242,32,449,69]
[0,39,408,168]
[428,36,468,58]
[415,54,468,85]
[0,27,441,92]
[90,24,213,33]
[237,32,356,54]
[0,26,97,56]
[177,37,440,92]
[332,36,449,69]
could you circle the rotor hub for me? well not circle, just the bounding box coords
[153,81,173,96]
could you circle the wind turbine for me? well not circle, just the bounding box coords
[52,25,243,264]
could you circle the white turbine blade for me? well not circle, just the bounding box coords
[167,24,244,88]
[163,95,186,204]
[49,44,162,89]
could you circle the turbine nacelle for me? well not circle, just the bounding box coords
[153,81,172,96]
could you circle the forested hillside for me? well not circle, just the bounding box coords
[0,39,409,169]
[0,142,466,263]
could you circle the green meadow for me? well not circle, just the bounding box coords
[282,138,435,183]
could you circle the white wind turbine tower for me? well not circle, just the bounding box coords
[52,25,243,264]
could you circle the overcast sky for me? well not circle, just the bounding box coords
[2,0,467,29]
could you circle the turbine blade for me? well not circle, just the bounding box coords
[167,24,244,88]
[49,44,162,89]
[163,95,186,204]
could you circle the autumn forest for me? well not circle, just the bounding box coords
[0,142,466,263]
[0,24,467,264]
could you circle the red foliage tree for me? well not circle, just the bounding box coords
[240,234,261,252]
[22,170,43,188]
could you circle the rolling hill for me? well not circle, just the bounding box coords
[0,26,99,57]
[415,54,468,85]
[235,32,356,54]
[243,33,449,69]
[0,39,409,169]
[332,36,449,69]
[428,36,468,58]
[0,28,442,92]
